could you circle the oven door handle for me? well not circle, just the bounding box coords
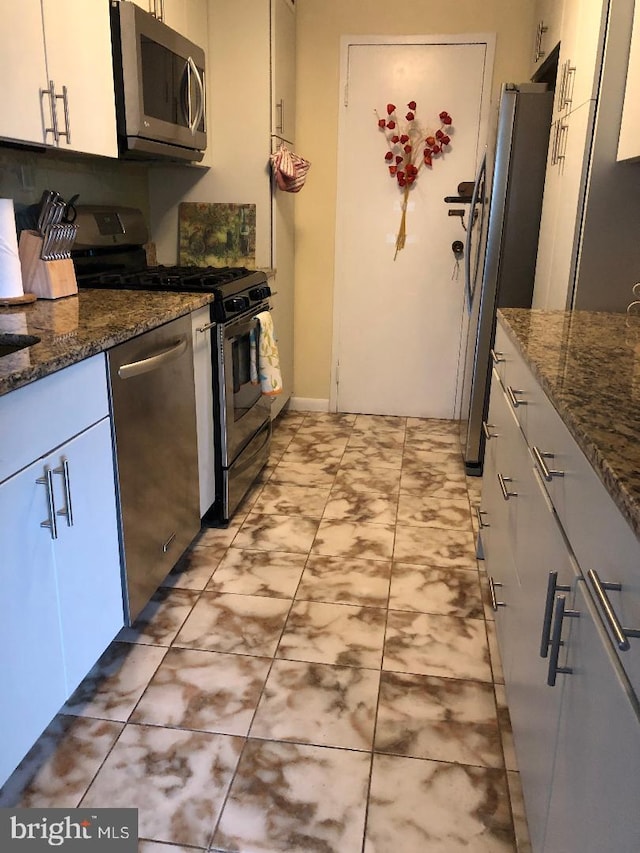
[226,317,259,342]
[117,336,188,379]
[232,422,271,476]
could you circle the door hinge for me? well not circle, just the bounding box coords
[335,361,340,388]
[344,83,349,107]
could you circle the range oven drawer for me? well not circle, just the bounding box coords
[222,418,271,520]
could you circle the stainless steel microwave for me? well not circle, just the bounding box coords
[110,1,207,162]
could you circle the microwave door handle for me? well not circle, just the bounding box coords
[185,59,193,132]
[186,56,204,135]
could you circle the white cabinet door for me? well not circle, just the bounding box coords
[480,375,522,683]
[269,0,296,414]
[509,460,576,853]
[618,0,640,161]
[162,0,208,48]
[41,0,117,157]
[0,457,67,787]
[557,0,606,115]
[532,99,595,310]
[543,580,640,853]
[531,0,563,76]
[0,1,48,145]
[271,0,296,144]
[191,307,216,516]
[52,419,124,694]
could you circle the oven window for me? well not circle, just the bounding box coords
[231,327,261,421]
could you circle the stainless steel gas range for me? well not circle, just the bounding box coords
[72,205,272,528]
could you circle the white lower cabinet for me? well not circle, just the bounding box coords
[480,322,640,852]
[1,454,67,787]
[50,419,124,691]
[543,580,640,852]
[0,358,124,787]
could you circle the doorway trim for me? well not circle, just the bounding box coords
[329,33,496,414]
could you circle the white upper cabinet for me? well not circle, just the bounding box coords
[555,0,608,115]
[41,0,117,157]
[531,0,564,76]
[0,2,48,145]
[0,0,117,157]
[272,0,296,144]
[127,0,207,48]
[617,0,640,161]
[532,99,594,310]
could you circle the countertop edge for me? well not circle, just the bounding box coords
[0,291,214,397]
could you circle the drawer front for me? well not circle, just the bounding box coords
[493,323,533,435]
[562,448,640,698]
[0,355,109,484]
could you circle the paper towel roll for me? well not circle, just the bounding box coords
[0,199,24,299]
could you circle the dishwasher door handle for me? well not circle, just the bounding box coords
[117,336,188,380]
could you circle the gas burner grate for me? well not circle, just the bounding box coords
[77,264,255,293]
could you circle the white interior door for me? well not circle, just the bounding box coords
[333,37,493,418]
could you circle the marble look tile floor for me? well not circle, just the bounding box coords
[0,411,532,852]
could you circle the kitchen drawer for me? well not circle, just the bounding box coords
[492,323,534,436]
[0,354,109,484]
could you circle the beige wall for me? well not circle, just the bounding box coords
[293,0,537,403]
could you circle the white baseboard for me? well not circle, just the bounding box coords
[288,396,331,412]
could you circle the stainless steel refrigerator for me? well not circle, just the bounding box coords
[457,82,553,475]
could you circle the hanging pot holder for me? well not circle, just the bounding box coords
[270,144,311,193]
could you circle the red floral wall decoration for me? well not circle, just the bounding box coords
[376,101,454,260]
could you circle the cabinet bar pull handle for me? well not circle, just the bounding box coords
[276,99,284,135]
[196,320,216,333]
[587,569,640,651]
[54,457,74,527]
[162,532,177,553]
[41,80,59,143]
[540,571,571,657]
[547,595,580,686]
[475,506,489,529]
[490,348,505,364]
[550,121,560,167]
[482,421,497,440]
[506,385,525,408]
[57,85,71,144]
[532,445,564,481]
[535,20,548,62]
[498,472,517,500]
[557,122,569,164]
[36,466,58,540]
[489,577,505,610]
[557,60,567,113]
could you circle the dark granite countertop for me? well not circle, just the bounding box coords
[498,308,640,539]
[0,290,213,396]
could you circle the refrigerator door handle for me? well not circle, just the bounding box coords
[464,152,487,313]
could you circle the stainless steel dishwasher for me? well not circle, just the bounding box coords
[107,315,200,624]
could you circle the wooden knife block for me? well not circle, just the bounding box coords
[18,230,78,299]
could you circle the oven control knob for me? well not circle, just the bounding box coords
[225,296,250,314]
[249,285,271,301]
